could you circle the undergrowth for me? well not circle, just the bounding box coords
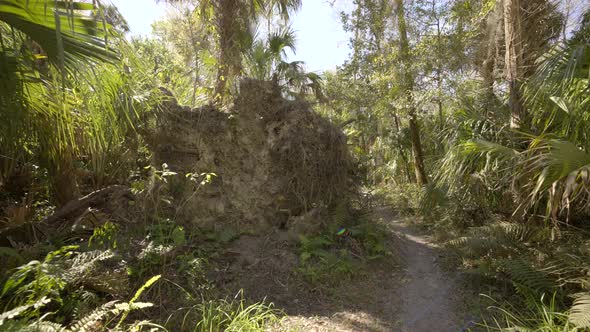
[0,263,163,332]
[422,198,590,331]
[376,180,590,331]
[0,212,285,332]
[172,290,281,332]
[296,205,388,288]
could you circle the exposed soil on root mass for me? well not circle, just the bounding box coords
[148,79,353,230]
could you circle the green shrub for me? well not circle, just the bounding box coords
[378,183,422,215]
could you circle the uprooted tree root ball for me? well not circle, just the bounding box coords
[148,79,355,228]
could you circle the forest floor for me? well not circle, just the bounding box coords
[219,207,474,331]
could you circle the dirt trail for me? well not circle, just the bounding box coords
[224,207,469,331]
[384,209,465,332]
[295,207,471,331]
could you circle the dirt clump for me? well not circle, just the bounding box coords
[149,79,353,228]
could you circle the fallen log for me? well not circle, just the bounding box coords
[40,185,131,225]
[0,185,131,246]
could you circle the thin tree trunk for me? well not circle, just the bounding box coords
[408,113,427,185]
[352,3,361,82]
[503,0,525,128]
[434,1,444,129]
[51,151,79,207]
[393,111,413,183]
[481,1,503,111]
[213,0,240,103]
[186,9,201,106]
[395,0,428,185]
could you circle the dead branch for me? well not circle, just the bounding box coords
[40,185,131,225]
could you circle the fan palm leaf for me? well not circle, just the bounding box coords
[570,293,590,328]
[0,0,117,71]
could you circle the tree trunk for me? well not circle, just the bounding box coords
[408,113,428,185]
[393,112,413,183]
[503,0,525,128]
[51,152,80,207]
[481,1,503,107]
[395,0,428,185]
[213,0,241,103]
[433,1,444,130]
[186,10,201,106]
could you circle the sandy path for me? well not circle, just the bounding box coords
[385,210,464,332]
[271,207,469,331]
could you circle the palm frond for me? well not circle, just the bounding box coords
[570,293,590,328]
[267,26,296,58]
[518,139,590,220]
[0,0,117,70]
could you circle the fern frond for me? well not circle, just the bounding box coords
[65,250,114,283]
[115,275,160,329]
[447,222,546,259]
[71,250,114,268]
[113,302,154,312]
[69,300,117,332]
[0,304,34,325]
[0,296,51,325]
[501,258,557,300]
[26,320,67,332]
[331,201,350,226]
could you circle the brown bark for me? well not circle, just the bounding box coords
[395,0,428,185]
[481,1,503,104]
[433,1,444,129]
[214,63,229,103]
[408,113,428,185]
[40,185,130,225]
[503,0,526,128]
[51,151,80,207]
[213,0,241,103]
[393,112,413,183]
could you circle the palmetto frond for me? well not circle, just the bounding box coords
[525,41,590,149]
[0,0,117,70]
[277,60,324,99]
[268,25,296,59]
[435,138,520,192]
[533,42,590,95]
[570,293,590,328]
[519,139,590,222]
[267,0,301,21]
[244,26,296,80]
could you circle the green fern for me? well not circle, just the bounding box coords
[25,321,67,332]
[501,258,558,301]
[0,296,51,326]
[331,201,350,226]
[1,246,117,310]
[447,222,546,259]
[0,275,162,331]
[68,300,118,332]
[115,274,161,329]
